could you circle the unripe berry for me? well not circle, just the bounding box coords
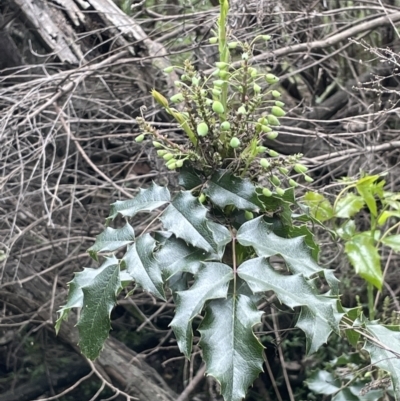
[163,66,174,73]
[228,41,239,49]
[271,106,286,117]
[270,175,281,186]
[157,149,167,156]
[261,125,272,133]
[212,101,224,114]
[279,167,289,175]
[213,80,224,87]
[170,93,184,103]
[294,163,308,174]
[260,158,270,168]
[209,37,218,44]
[262,35,271,41]
[176,159,183,168]
[221,121,231,130]
[269,149,279,157]
[230,137,240,148]
[276,187,285,196]
[153,141,162,148]
[197,122,209,137]
[267,114,280,126]
[275,101,285,107]
[253,83,261,93]
[262,188,272,197]
[289,179,298,187]
[135,134,145,143]
[267,131,279,140]
[265,73,279,84]
[163,153,174,161]
[244,211,254,220]
[237,106,247,115]
[216,62,228,69]
[272,90,281,98]
[199,193,206,203]
[304,175,314,183]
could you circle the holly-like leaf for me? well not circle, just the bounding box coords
[198,293,264,401]
[345,233,382,290]
[122,233,165,300]
[178,167,203,190]
[160,191,224,253]
[205,170,264,212]
[156,236,208,280]
[170,263,233,357]
[356,176,381,217]
[55,257,121,360]
[378,211,400,226]
[364,322,400,399]
[55,256,119,333]
[237,217,339,293]
[303,191,334,222]
[87,223,135,261]
[238,256,338,354]
[381,235,400,252]
[335,193,364,218]
[108,182,170,221]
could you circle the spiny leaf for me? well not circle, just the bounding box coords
[237,217,339,293]
[75,260,121,360]
[170,262,233,357]
[122,233,165,300]
[364,322,400,399]
[55,256,119,333]
[156,236,208,280]
[303,192,334,222]
[238,256,339,354]
[356,176,382,217]
[198,293,264,401]
[87,223,135,261]
[108,182,170,221]
[160,191,226,253]
[345,233,382,290]
[334,193,364,218]
[205,170,264,212]
[178,167,203,190]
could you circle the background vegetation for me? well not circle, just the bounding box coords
[1,0,400,400]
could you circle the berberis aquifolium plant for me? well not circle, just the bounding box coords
[56,1,400,400]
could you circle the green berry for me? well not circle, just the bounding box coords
[216,62,228,69]
[228,41,239,49]
[135,134,145,143]
[294,163,308,174]
[209,37,218,44]
[197,122,209,137]
[275,101,285,107]
[163,153,174,161]
[176,159,183,168]
[165,157,177,166]
[271,106,286,117]
[267,114,280,126]
[276,187,285,196]
[304,174,314,183]
[213,80,225,87]
[230,137,240,148]
[262,188,272,197]
[218,70,229,79]
[250,68,258,78]
[199,193,206,203]
[267,131,279,140]
[192,77,200,86]
[253,83,261,93]
[237,106,247,115]
[279,167,289,175]
[265,73,279,84]
[270,175,281,186]
[272,90,281,98]
[205,98,213,106]
[289,179,298,187]
[157,149,167,156]
[221,121,231,130]
[212,88,221,96]
[260,158,270,168]
[256,146,267,153]
[153,141,162,148]
[167,162,177,170]
[262,35,271,41]
[242,52,249,60]
[269,149,279,157]
[245,211,254,220]
[212,100,225,114]
[261,125,272,133]
[163,66,174,73]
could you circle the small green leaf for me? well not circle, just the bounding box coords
[335,193,365,218]
[307,370,341,395]
[381,235,400,252]
[199,293,264,401]
[336,220,356,240]
[356,177,379,217]
[205,171,264,212]
[170,263,233,357]
[345,233,382,290]
[87,223,135,261]
[364,322,400,399]
[238,257,339,354]
[303,192,334,222]
[378,211,400,225]
[122,234,165,300]
[161,191,223,253]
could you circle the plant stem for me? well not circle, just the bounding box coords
[368,282,375,320]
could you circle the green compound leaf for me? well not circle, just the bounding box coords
[205,170,264,212]
[381,235,400,252]
[108,182,170,221]
[87,223,135,261]
[345,233,382,290]
[170,263,233,357]
[55,257,121,359]
[55,256,119,334]
[303,191,334,222]
[334,193,364,218]
[238,256,339,354]
[364,322,400,399]
[237,216,339,293]
[160,191,228,253]
[122,233,165,300]
[198,294,264,401]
